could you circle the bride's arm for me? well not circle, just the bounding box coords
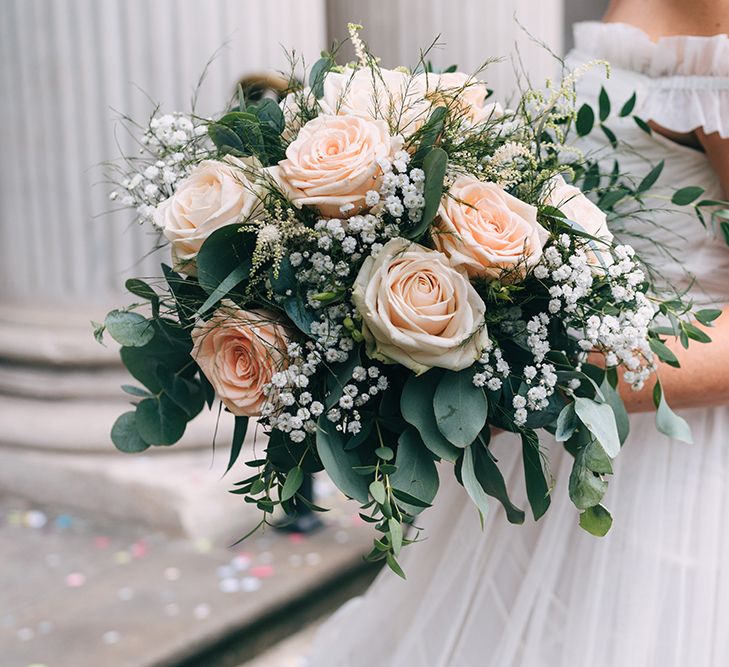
[617,310,729,412]
[620,131,729,412]
[697,129,729,199]
[613,131,729,413]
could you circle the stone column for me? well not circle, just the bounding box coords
[326,0,565,99]
[0,0,327,539]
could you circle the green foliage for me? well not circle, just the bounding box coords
[433,368,488,447]
[575,103,594,136]
[461,437,525,524]
[316,417,369,503]
[104,310,155,348]
[281,466,304,501]
[309,54,336,98]
[579,504,613,536]
[672,186,705,206]
[574,397,621,458]
[207,103,285,165]
[412,106,448,162]
[568,445,608,510]
[405,147,447,240]
[135,395,188,446]
[111,411,150,453]
[653,380,692,443]
[619,92,636,117]
[196,224,255,300]
[637,160,664,193]
[598,86,611,122]
[521,431,551,520]
[390,427,439,513]
[400,371,460,462]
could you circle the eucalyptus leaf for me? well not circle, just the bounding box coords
[386,553,406,580]
[196,224,254,296]
[284,297,317,336]
[316,418,369,503]
[599,377,630,445]
[433,368,488,447]
[401,370,460,461]
[388,517,403,556]
[583,438,613,474]
[460,445,490,526]
[579,504,613,536]
[406,147,447,239]
[574,397,621,458]
[111,411,150,453]
[369,480,386,504]
[135,395,187,446]
[653,381,692,443]
[568,448,607,509]
[390,427,439,514]
[105,310,155,348]
[555,403,578,442]
[467,439,525,524]
[521,431,551,520]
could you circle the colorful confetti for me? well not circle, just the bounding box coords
[65,572,86,588]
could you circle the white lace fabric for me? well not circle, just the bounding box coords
[573,21,729,138]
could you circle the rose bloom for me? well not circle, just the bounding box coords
[546,175,614,269]
[434,175,548,280]
[416,71,503,125]
[352,237,490,374]
[154,158,262,272]
[192,305,290,417]
[268,114,402,218]
[319,67,430,136]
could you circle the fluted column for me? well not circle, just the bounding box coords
[0,0,327,537]
[0,0,327,306]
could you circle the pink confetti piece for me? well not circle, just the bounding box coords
[131,541,148,558]
[65,572,86,588]
[94,536,111,550]
[249,565,274,578]
[287,532,305,545]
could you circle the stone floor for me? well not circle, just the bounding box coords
[0,480,379,667]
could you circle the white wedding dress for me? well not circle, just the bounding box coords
[309,22,729,667]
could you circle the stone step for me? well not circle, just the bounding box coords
[0,487,375,667]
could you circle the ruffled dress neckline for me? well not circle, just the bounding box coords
[571,21,729,138]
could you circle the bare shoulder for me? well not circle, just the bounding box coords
[604,0,729,39]
[697,130,729,199]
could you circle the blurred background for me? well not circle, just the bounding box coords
[0,1,607,665]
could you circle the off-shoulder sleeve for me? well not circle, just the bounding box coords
[643,35,729,138]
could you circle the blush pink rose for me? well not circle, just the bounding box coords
[192,306,290,417]
[416,72,503,125]
[319,66,430,135]
[154,158,262,273]
[434,176,548,280]
[352,237,490,374]
[267,114,403,218]
[546,175,614,270]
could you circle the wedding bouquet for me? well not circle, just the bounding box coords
[100,26,724,576]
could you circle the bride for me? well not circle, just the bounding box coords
[309,0,729,665]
